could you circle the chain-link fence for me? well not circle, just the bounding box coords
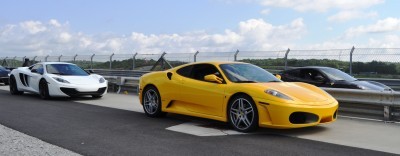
[2,47,400,78]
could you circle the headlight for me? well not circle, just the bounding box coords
[53,77,70,83]
[265,89,293,100]
[99,77,105,83]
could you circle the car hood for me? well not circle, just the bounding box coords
[349,80,389,91]
[54,75,102,85]
[0,70,9,76]
[248,82,333,105]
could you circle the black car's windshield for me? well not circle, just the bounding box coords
[220,63,281,83]
[0,65,5,71]
[46,64,89,76]
[321,68,356,81]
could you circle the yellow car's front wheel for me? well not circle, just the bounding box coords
[142,86,166,117]
[228,94,259,132]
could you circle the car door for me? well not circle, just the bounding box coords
[299,69,329,87]
[177,64,226,117]
[27,64,44,93]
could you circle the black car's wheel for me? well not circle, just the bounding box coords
[9,76,23,95]
[142,86,166,117]
[39,79,50,100]
[228,94,258,132]
[92,95,103,99]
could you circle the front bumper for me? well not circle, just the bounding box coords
[254,98,339,129]
[0,77,8,84]
[48,82,108,97]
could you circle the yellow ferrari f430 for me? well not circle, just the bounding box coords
[139,62,338,132]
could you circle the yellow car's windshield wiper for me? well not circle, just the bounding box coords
[235,80,258,83]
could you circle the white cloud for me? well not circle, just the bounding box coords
[259,0,384,12]
[20,21,47,34]
[344,17,400,38]
[328,11,378,22]
[59,32,72,43]
[49,19,61,27]
[0,18,306,56]
[368,35,400,48]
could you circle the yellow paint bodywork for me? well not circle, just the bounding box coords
[139,62,338,129]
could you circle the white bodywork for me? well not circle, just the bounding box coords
[9,62,108,97]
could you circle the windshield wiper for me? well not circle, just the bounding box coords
[50,72,67,75]
[235,80,258,83]
[268,80,281,82]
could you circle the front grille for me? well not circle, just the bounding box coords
[60,87,107,96]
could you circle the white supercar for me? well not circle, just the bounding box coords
[9,62,108,99]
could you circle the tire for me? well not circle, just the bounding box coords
[142,86,166,117]
[228,94,258,132]
[9,76,23,95]
[92,95,103,99]
[39,79,50,100]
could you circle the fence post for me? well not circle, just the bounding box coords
[284,48,290,70]
[132,53,138,70]
[90,54,95,69]
[58,55,62,62]
[349,46,355,75]
[234,49,239,61]
[45,55,49,62]
[22,56,26,62]
[32,56,37,63]
[194,51,199,62]
[2,57,8,66]
[73,54,78,63]
[109,53,114,70]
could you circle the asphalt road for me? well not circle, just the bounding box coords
[0,89,396,156]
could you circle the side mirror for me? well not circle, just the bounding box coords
[31,69,37,73]
[275,74,282,80]
[204,74,223,84]
[85,70,94,74]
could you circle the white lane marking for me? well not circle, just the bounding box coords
[166,122,243,136]
[339,115,400,124]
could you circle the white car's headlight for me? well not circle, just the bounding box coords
[53,77,70,83]
[265,89,293,100]
[99,77,106,83]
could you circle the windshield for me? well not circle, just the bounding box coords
[0,65,5,70]
[320,68,356,81]
[46,64,89,76]
[220,63,281,83]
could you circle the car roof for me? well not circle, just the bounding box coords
[37,62,74,65]
[286,66,334,70]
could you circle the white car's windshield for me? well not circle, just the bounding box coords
[46,64,89,76]
[220,63,281,83]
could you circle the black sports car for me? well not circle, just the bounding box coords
[0,65,10,85]
[280,66,392,91]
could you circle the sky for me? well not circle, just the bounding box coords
[0,0,399,57]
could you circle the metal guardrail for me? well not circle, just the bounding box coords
[322,87,400,122]
[93,69,149,77]
[104,76,140,94]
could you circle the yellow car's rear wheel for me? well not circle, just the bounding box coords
[228,95,258,132]
[143,86,166,117]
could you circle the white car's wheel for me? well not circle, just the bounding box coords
[39,79,50,100]
[9,76,23,95]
